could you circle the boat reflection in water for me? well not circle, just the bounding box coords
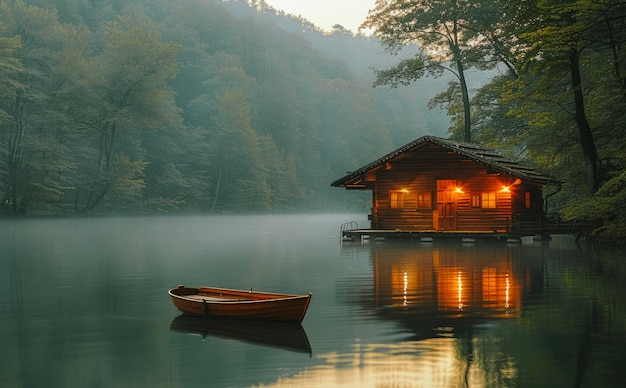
[169,315,312,356]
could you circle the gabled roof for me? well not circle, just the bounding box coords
[331,136,558,187]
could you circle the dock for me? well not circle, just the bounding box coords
[341,229,525,244]
[340,215,585,244]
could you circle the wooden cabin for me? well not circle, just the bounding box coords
[331,136,559,234]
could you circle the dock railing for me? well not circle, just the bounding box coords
[512,213,585,236]
[340,221,361,241]
[340,221,359,234]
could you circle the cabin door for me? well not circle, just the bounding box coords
[436,180,457,230]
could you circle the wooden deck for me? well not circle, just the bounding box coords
[340,214,586,244]
[341,229,525,243]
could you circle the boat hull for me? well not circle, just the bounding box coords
[168,286,312,323]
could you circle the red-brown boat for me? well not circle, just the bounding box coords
[168,285,312,323]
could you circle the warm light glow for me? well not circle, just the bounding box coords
[501,179,521,192]
[272,338,483,388]
[454,187,464,194]
[391,266,417,308]
[505,273,510,309]
[457,271,463,310]
[403,272,408,307]
[402,188,409,193]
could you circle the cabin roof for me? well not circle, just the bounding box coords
[330,136,558,187]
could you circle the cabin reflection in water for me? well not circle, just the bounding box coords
[282,242,540,387]
[361,242,528,328]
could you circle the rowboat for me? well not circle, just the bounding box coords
[168,285,312,323]
[170,315,312,355]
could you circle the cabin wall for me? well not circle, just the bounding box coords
[374,171,437,230]
[455,174,513,232]
[370,145,544,231]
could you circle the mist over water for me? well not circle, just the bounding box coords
[1,214,625,387]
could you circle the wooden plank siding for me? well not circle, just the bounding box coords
[370,144,543,232]
[332,136,558,235]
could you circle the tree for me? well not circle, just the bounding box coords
[71,12,180,213]
[494,0,626,196]
[516,0,600,194]
[0,18,22,214]
[464,0,626,240]
[363,0,491,142]
[208,88,270,212]
[0,1,90,215]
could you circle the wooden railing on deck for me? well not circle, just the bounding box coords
[510,213,585,236]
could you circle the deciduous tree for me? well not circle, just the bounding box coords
[72,12,180,213]
[0,1,89,214]
[363,0,491,142]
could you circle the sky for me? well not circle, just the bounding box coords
[263,0,377,33]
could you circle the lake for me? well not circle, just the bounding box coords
[1,214,625,387]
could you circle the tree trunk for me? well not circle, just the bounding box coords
[81,122,117,214]
[4,95,26,215]
[457,58,472,142]
[211,167,222,213]
[569,47,599,195]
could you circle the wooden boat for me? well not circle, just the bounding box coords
[169,315,312,355]
[168,285,312,323]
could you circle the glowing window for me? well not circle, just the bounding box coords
[482,192,497,208]
[525,192,531,208]
[390,191,406,209]
[471,194,481,208]
[417,192,432,209]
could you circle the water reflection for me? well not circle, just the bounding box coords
[294,241,530,387]
[371,242,523,322]
[2,216,626,387]
[269,338,474,387]
[281,239,626,388]
[170,315,312,356]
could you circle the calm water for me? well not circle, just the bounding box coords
[1,214,625,387]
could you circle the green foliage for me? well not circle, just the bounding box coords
[0,0,91,214]
[364,0,511,141]
[563,169,626,243]
[372,54,430,87]
[69,11,180,214]
[465,0,626,241]
[0,24,21,124]
[209,87,270,212]
[0,0,408,216]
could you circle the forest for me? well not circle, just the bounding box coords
[0,0,625,242]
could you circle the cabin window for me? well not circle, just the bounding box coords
[471,194,481,208]
[482,192,497,208]
[417,192,432,209]
[389,191,406,209]
[525,192,531,208]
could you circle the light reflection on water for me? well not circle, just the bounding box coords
[281,338,471,388]
[1,214,626,387]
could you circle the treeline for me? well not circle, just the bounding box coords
[0,0,446,216]
[2,0,625,242]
